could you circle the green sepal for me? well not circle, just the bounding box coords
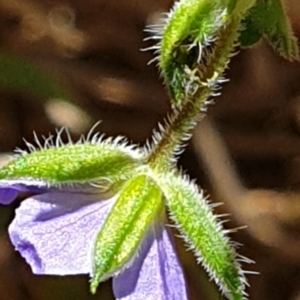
[0,142,142,186]
[159,172,246,300]
[240,0,299,61]
[90,174,163,293]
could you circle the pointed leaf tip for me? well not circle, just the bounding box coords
[240,0,300,61]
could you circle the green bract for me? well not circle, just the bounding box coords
[154,0,256,107]
[159,0,227,106]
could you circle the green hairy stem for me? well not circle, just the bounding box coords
[147,16,243,171]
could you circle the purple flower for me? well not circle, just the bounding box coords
[0,179,188,300]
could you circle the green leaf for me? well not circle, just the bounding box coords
[240,0,299,61]
[0,53,71,100]
[90,174,163,293]
[160,172,247,300]
[0,138,142,186]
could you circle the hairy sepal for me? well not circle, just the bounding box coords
[240,0,299,61]
[90,174,163,293]
[160,172,248,300]
[0,135,142,187]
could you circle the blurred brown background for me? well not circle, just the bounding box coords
[0,0,300,299]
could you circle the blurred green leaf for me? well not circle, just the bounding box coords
[240,0,299,61]
[0,53,71,100]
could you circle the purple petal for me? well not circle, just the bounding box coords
[0,179,103,205]
[0,179,48,205]
[8,192,115,275]
[0,188,18,204]
[113,224,188,300]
